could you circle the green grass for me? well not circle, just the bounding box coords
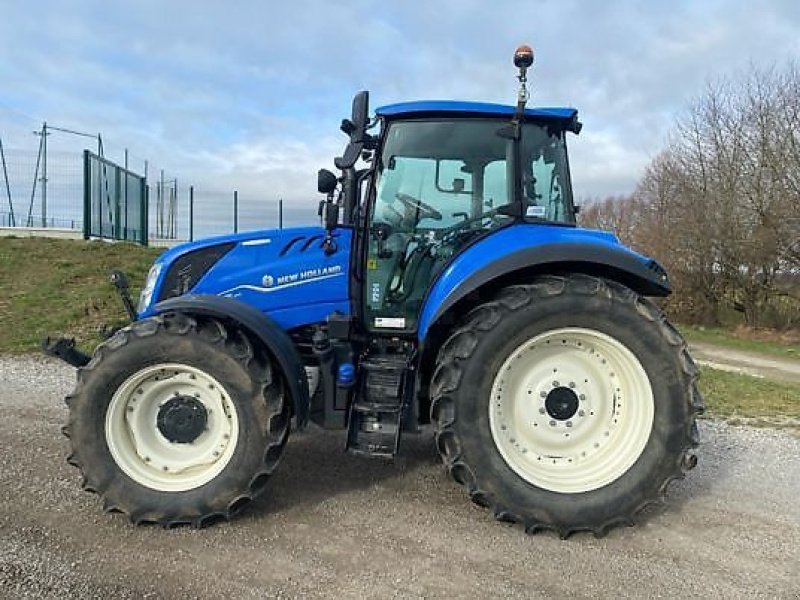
[680,324,800,360]
[699,367,800,422]
[0,237,161,353]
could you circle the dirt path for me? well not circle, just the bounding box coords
[1,356,799,599]
[689,341,800,384]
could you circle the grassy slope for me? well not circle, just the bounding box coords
[0,237,161,353]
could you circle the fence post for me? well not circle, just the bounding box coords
[189,186,194,241]
[233,190,238,234]
[41,122,48,228]
[140,183,148,246]
[124,149,129,239]
[82,150,91,239]
[114,165,122,240]
[0,136,14,226]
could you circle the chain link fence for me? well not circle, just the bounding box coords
[0,144,83,229]
[1,132,316,245]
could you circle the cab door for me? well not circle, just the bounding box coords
[363,119,514,333]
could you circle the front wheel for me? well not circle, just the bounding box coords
[431,275,703,537]
[63,313,290,527]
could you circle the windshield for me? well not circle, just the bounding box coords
[364,118,574,332]
[373,119,574,231]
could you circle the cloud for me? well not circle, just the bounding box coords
[0,0,798,232]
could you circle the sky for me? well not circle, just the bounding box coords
[1,0,799,236]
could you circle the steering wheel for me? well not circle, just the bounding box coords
[395,193,442,221]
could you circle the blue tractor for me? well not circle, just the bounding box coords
[51,47,702,537]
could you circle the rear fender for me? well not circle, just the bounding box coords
[418,225,670,341]
[153,295,310,428]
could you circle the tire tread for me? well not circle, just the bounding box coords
[64,313,290,528]
[430,274,704,538]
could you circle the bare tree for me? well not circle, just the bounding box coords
[582,63,800,327]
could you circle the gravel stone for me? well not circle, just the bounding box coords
[1,356,799,598]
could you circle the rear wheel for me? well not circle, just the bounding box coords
[430,275,703,537]
[63,313,290,527]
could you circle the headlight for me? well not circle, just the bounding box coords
[137,263,162,314]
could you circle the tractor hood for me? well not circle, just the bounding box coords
[139,226,352,330]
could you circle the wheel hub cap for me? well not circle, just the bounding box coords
[489,328,655,494]
[157,396,208,443]
[105,363,239,492]
[545,387,579,421]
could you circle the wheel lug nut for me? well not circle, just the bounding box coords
[549,420,556,427]
[540,391,547,398]
[569,382,576,388]
[552,381,560,387]
[578,410,585,417]
[579,394,586,401]
[566,421,573,428]
[539,407,546,414]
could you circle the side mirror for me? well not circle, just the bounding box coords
[318,169,337,195]
[335,90,371,169]
[351,91,369,134]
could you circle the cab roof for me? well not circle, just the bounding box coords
[375,100,578,124]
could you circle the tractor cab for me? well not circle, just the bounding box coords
[320,47,583,334]
[362,101,580,332]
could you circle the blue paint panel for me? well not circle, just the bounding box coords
[141,226,352,329]
[417,224,647,340]
[265,300,351,330]
[376,101,577,123]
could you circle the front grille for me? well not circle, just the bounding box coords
[157,243,235,301]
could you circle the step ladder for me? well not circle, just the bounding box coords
[346,355,408,457]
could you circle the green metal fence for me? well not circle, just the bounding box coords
[83,150,147,244]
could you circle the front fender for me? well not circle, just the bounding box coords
[418,224,670,340]
[153,294,310,428]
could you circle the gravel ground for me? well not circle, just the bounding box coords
[1,356,798,599]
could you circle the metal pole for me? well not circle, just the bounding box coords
[26,132,43,227]
[233,190,239,234]
[172,178,177,239]
[189,186,194,241]
[124,148,129,238]
[82,150,90,239]
[279,198,283,229]
[159,169,165,238]
[41,122,47,227]
[0,136,14,226]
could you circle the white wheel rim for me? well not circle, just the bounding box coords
[105,363,239,492]
[489,328,654,494]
